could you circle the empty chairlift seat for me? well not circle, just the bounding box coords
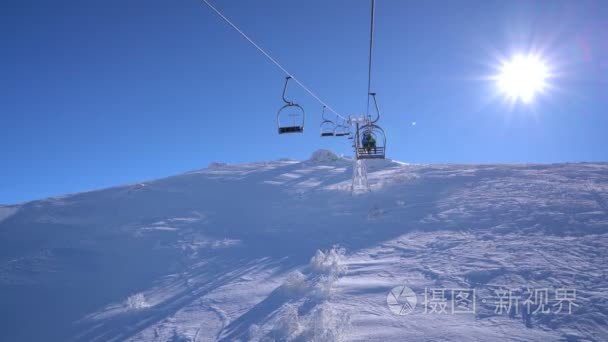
[320,120,335,137]
[277,103,305,134]
[277,76,304,134]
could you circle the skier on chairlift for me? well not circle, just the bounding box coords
[362,131,377,154]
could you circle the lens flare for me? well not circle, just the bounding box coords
[497,54,548,103]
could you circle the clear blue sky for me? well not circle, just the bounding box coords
[1,0,607,204]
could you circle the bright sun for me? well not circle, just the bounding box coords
[497,54,548,103]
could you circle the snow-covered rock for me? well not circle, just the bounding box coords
[308,149,342,163]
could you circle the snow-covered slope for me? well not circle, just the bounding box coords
[1,151,607,341]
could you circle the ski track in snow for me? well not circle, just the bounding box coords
[0,152,607,341]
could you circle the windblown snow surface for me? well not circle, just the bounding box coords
[1,150,607,341]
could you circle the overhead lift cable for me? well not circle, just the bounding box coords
[201,0,347,122]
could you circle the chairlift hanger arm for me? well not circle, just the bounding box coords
[282,76,293,105]
[369,92,381,124]
[321,105,329,121]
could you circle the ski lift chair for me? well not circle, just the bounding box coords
[277,76,304,134]
[355,124,386,159]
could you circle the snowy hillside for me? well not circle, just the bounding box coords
[1,151,607,341]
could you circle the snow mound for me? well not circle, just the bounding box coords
[251,303,350,342]
[310,248,347,300]
[310,247,347,276]
[282,270,309,295]
[126,293,151,310]
[308,149,341,163]
[247,248,351,342]
[303,303,350,342]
